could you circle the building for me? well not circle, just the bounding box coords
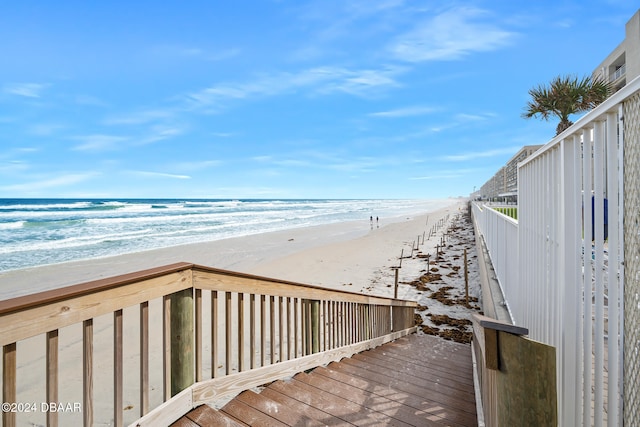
[478,145,542,202]
[593,9,640,92]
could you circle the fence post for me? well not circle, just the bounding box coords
[170,288,194,396]
[394,268,399,299]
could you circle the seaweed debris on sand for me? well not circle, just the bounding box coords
[403,207,482,344]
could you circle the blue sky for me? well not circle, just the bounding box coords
[0,1,637,199]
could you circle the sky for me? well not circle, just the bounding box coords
[0,1,637,199]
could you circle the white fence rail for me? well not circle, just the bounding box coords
[472,76,640,426]
[471,204,518,319]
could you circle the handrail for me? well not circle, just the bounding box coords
[0,262,417,427]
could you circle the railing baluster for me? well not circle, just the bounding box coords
[83,319,93,427]
[225,292,232,375]
[260,295,266,367]
[195,289,202,382]
[46,330,59,427]
[3,343,16,427]
[139,302,149,416]
[238,293,244,372]
[250,294,256,370]
[211,291,218,379]
[323,300,327,351]
[279,296,284,362]
[270,296,276,363]
[294,298,299,357]
[114,309,123,427]
[286,297,292,360]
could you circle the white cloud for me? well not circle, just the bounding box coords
[0,173,96,192]
[150,45,241,61]
[130,171,191,179]
[389,7,516,62]
[104,109,175,125]
[137,126,183,145]
[174,160,220,171]
[185,66,404,109]
[410,168,481,180]
[72,134,128,151]
[439,146,519,162]
[370,105,438,118]
[3,83,48,98]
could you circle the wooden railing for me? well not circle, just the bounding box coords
[0,262,417,427]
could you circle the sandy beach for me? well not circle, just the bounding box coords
[2,198,482,427]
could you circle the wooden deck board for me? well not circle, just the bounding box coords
[175,333,478,426]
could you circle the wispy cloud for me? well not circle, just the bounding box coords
[137,126,184,145]
[3,83,48,98]
[389,7,516,62]
[370,105,439,118]
[28,123,66,136]
[130,171,191,179]
[439,146,519,162]
[410,168,482,180]
[0,173,97,192]
[150,45,241,61]
[185,66,404,109]
[72,134,129,151]
[174,160,221,171]
[104,109,175,126]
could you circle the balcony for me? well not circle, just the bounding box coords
[610,63,626,82]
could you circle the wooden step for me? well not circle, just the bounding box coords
[173,334,478,426]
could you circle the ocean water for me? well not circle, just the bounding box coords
[0,198,451,272]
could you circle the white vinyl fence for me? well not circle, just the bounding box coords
[473,76,640,426]
[471,204,518,319]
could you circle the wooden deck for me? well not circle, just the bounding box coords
[172,333,478,426]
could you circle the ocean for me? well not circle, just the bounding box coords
[0,198,450,272]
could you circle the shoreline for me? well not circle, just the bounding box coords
[0,199,463,300]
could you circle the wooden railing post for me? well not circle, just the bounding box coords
[170,288,194,396]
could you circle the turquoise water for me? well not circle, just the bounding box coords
[0,198,447,272]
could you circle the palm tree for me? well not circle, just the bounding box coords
[523,75,612,135]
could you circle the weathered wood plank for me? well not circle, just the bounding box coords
[0,271,191,346]
[312,365,463,426]
[260,387,346,425]
[298,370,442,427]
[184,405,246,427]
[333,357,477,421]
[355,347,475,390]
[347,353,476,402]
[235,390,323,426]
[221,399,289,427]
[0,263,194,316]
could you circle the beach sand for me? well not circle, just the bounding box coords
[2,198,481,426]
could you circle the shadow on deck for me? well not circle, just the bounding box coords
[172,334,477,426]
